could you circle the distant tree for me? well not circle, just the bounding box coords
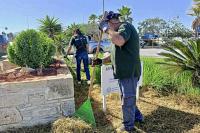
[118,6,133,23]
[98,15,103,21]
[38,15,62,40]
[80,23,99,41]
[138,18,167,36]
[165,18,193,38]
[88,14,98,24]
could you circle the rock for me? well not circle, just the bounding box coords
[20,67,35,73]
[7,73,16,79]
[0,108,22,125]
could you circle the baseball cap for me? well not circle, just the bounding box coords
[104,11,121,22]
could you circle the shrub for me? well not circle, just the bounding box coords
[7,29,55,69]
[159,40,200,87]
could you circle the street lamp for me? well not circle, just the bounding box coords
[0,27,8,31]
[103,0,105,13]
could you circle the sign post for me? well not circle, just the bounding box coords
[101,62,143,112]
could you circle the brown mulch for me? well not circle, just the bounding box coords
[0,61,65,83]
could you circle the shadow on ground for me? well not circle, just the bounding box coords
[136,100,200,133]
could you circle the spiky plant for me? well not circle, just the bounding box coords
[38,15,62,40]
[159,40,200,87]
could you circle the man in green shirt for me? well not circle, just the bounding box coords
[94,11,143,132]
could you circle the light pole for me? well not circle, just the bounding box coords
[103,0,105,13]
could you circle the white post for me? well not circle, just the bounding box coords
[102,95,107,112]
[136,86,139,100]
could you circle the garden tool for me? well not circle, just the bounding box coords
[73,31,103,127]
[73,12,108,127]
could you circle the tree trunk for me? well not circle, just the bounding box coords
[37,65,43,76]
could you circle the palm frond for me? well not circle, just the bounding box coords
[172,41,197,62]
[158,52,185,65]
[161,45,186,60]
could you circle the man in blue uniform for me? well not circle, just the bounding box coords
[66,29,90,84]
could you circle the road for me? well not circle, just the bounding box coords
[71,48,166,59]
[140,48,166,57]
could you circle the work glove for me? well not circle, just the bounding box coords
[63,55,69,60]
[92,58,103,66]
[99,20,109,33]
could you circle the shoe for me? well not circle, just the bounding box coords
[116,126,135,133]
[87,80,91,85]
[78,81,81,84]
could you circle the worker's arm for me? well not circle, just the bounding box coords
[66,45,72,55]
[107,29,126,47]
[66,37,74,55]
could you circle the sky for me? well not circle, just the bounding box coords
[0,0,194,33]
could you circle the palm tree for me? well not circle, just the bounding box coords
[194,0,200,5]
[118,6,133,23]
[65,23,80,43]
[159,40,200,86]
[188,0,200,37]
[88,14,97,24]
[188,6,200,37]
[38,15,62,40]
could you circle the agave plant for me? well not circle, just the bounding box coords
[159,40,200,86]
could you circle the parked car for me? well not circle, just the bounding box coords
[0,34,8,46]
[88,39,111,54]
[140,33,160,48]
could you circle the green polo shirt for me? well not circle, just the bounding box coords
[111,22,141,79]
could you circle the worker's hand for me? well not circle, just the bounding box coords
[92,58,102,66]
[63,55,69,60]
[99,20,109,33]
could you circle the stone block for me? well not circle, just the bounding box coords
[45,76,74,100]
[0,66,75,131]
[28,93,45,105]
[20,103,61,119]
[1,94,28,107]
[0,80,47,95]
[61,98,75,116]
[0,108,22,126]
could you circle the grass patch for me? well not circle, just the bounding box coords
[141,57,200,96]
[53,117,93,133]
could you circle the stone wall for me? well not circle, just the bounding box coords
[0,73,75,131]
